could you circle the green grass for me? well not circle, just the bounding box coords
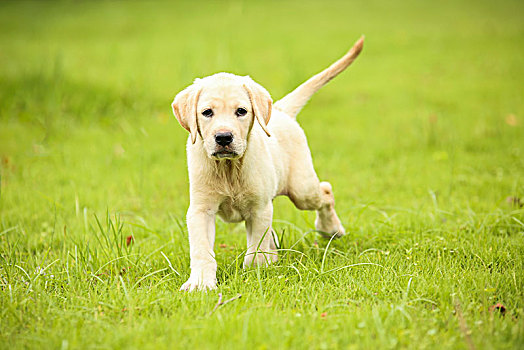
[1,0,523,348]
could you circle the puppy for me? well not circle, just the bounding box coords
[172,37,364,291]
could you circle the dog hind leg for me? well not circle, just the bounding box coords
[288,171,345,238]
[314,181,345,238]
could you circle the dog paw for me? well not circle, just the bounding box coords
[315,213,346,239]
[316,182,345,238]
[180,273,217,292]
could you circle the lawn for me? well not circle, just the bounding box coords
[0,0,523,348]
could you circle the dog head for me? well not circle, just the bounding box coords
[172,73,272,160]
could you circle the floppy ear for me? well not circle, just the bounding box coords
[243,77,272,137]
[171,84,202,144]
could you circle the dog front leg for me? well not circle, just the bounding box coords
[180,205,217,291]
[244,202,278,267]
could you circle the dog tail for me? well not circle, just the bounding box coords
[274,36,364,119]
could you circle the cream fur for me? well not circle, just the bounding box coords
[172,37,364,291]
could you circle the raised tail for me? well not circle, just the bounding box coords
[274,36,364,119]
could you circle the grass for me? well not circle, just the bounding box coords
[0,0,523,348]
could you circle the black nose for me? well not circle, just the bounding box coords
[215,132,233,146]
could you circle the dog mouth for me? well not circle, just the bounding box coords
[211,150,239,159]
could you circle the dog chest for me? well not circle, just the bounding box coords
[217,194,258,222]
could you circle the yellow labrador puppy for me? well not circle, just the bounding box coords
[172,37,364,291]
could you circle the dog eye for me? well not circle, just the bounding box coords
[235,108,247,117]
[202,109,214,117]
